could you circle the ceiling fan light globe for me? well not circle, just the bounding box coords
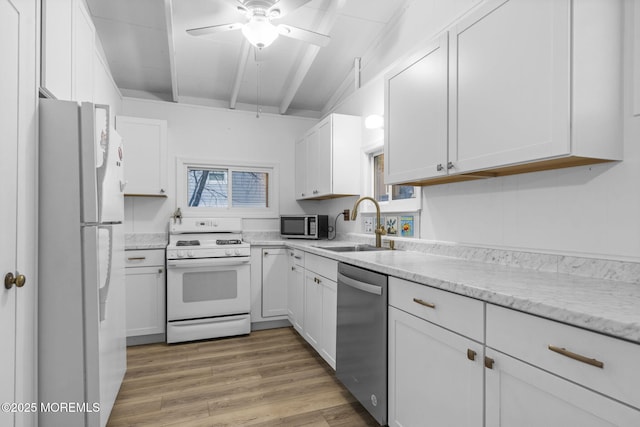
[242,16,279,48]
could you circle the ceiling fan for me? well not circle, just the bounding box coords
[187,0,331,49]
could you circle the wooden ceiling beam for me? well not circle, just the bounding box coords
[278,0,346,115]
[164,0,179,102]
[230,39,251,109]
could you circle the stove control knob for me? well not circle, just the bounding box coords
[187,250,195,258]
[177,250,185,258]
[225,249,233,256]
[234,249,241,256]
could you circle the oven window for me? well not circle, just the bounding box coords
[182,271,238,303]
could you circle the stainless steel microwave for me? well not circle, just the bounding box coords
[280,215,329,239]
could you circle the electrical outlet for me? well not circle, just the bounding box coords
[343,209,350,221]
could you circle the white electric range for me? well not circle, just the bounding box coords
[165,217,251,343]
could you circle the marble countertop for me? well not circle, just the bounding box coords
[249,238,640,345]
[125,233,168,250]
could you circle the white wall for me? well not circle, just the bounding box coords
[121,99,317,233]
[330,0,640,262]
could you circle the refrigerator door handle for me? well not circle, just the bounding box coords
[98,225,114,321]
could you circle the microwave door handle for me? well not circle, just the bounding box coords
[304,216,309,235]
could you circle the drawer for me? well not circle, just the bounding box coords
[288,248,305,267]
[305,253,337,282]
[388,277,484,342]
[125,249,165,267]
[486,304,640,410]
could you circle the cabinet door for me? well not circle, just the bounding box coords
[261,248,288,318]
[305,127,320,197]
[485,349,640,426]
[449,0,571,173]
[303,271,322,350]
[116,116,168,196]
[125,266,165,337]
[320,278,337,369]
[287,261,304,334]
[314,118,332,197]
[294,138,307,199]
[41,0,73,100]
[385,33,449,184]
[73,0,94,102]
[388,307,483,427]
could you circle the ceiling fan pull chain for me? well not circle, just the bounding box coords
[255,48,261,118]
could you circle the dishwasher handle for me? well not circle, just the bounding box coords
[338,272,383,296]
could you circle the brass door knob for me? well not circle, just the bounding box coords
[5,272,26,289]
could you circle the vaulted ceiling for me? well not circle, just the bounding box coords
[87,0,407,117]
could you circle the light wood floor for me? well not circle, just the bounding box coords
[107,327,380,426]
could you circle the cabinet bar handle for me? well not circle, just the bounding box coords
[467,349,476,361]
[413,298,436,309]
[127,257,146,261]
[484,356,494,369]
[548,345,604,369]
[294,256,302,260]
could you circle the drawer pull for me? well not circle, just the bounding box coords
[413,298,436,309]
[467,349,476,361]
[548,345,604,369]
[294,256,302,260]
[127,257,146,261]
[484,356,494,369]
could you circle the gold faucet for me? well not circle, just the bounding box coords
[351,196,386,248]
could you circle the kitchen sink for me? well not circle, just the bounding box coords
[314,244,393,252]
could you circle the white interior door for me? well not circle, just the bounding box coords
[1,0,37,426]
[0,0,20,422]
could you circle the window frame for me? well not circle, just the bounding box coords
[362,142,421,214]
[176,157,279,218]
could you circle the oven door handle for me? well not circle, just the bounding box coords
[167,257,250,268]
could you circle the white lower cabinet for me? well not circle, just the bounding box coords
[303,270,322,349]
[293,252,337,369]
[388,277,484,427]
[485,349,640,427]
[388,279,640,426]
[261,248,288,318]
[124,249,166,340]
[485,304,640,426]
[287,249,305,334]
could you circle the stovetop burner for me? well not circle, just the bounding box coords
[216,239,242,245]
[176,240,200,247]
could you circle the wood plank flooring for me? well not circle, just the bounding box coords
[107,327,379,426]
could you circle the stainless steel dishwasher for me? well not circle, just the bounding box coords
[336,262,388,426]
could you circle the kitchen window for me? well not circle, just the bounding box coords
[372,153,416,203]
[365,146,421,213]
[178,158,278,217]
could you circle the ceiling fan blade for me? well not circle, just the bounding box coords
[187,23,244,37]
[269,0,312,18]
[277,24,330,47]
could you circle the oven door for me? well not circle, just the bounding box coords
[166,257,250,321]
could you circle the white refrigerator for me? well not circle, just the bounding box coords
[39,99,126,427]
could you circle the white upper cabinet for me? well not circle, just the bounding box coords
[385,33,449,184]
[41,0,95,102]
[72,0,95,102]
[116,116,168,197]
[385,0,623,186]
[295,114,361,200]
